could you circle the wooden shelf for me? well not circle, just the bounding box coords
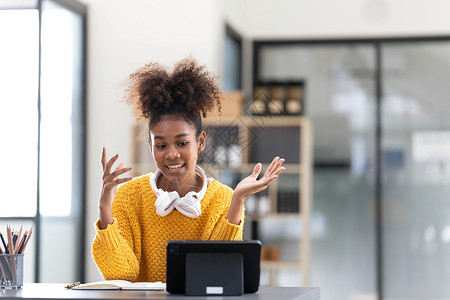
[201,114,312,286]
[203,115,309,127]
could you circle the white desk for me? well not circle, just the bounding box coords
[1,284,320,300]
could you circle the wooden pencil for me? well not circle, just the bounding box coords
[15,234,26,255]
[6,226,13,254]
[14,226,23,253]
[12,231,18,251]
[6,226,16,282]
[17,232,27,255]
[0,232,7,253]
[20,226,33,254]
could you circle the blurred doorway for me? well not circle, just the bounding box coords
[254,37,450,300]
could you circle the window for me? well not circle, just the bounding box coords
[0,0,86,283]
[223,25,242,91]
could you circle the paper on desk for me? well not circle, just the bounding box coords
[71,280,166,291]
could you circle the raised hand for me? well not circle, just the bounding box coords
[234,156,286,200]
[99,147,132,229]
[226,157,285,225]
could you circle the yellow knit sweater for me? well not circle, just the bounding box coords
[92,173,244,283]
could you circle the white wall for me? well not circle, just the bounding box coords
[84,0,225,281]
[229,0,450,39]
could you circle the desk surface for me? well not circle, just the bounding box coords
[1,284,320,300]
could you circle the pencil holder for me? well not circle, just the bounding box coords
[0,254,24,288]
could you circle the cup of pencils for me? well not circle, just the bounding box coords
[0,225,32,288]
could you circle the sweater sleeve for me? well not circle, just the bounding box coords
[91,183,141,281]
[209,183,245,241]
[209,214,244,240]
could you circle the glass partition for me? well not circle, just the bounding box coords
[255,38,450,299]
[256,43,377,298]
[381,41,450,299]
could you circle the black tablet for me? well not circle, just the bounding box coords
[166,240,262,294]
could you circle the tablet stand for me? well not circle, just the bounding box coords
[185,253,244,296]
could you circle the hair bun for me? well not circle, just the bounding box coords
[123,57,221,121]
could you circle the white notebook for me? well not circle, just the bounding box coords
[71,280,166,291]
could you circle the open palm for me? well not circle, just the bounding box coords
[234,156,286,199]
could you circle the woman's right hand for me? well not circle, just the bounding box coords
[98,147,132,229]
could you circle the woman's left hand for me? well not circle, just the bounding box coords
[234,156,286,200]
[226,157,285,225]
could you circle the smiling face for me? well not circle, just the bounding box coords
[150,116,206,195]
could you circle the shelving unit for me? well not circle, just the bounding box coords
[130,114,312,287]
[204,115,312,287]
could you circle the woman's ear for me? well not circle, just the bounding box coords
[198,131,206,151]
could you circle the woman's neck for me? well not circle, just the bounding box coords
[156,169,204,197]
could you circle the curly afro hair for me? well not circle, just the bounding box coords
[123,57,222,137]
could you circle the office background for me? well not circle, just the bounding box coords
[2,0,450,299]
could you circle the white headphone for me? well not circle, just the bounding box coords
[149,166,208,218]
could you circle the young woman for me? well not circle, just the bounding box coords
[92,58,285,283]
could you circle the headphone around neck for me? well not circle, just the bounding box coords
[150,166,208,218]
